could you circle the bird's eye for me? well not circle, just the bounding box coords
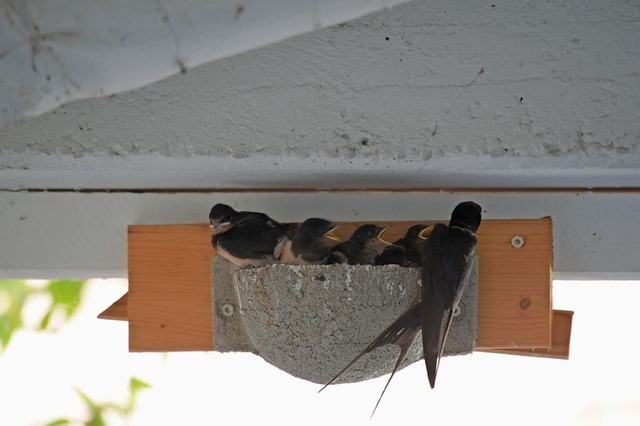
[369,228,378,235]
[222,215,231,222]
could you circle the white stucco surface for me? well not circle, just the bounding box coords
[0,0,408,127]
[1,0,639,190]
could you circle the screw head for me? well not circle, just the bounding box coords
[221,303,235,317]
[511,235,525,248]
[453,305,461,317]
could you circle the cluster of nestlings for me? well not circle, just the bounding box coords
[209,203,431,269]
[209,201,482,416]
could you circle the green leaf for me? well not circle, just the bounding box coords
[130,377,151,394]
[46,280,86,319]
[0,315,20,349]
[42,419,72,426]
[125,377,151,414]
[39,308,53,330]
[87,414,107,426]
[76,389,99,418]
[76,389,109,426]
[0,280,29,351]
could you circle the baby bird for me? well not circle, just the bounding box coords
[327,224,390,265]
[376,224,433,267]
[274,218,340,265]
[209,203,286,268]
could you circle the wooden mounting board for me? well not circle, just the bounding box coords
[127,225,215,351]
[477,310,573,359]
[106,217,562,355]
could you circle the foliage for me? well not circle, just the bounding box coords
[1,279,152,425]
[0,280,28,349]
[42,377,151,426]
[0,279,86,352]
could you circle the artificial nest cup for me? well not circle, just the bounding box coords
[232,260,479,384]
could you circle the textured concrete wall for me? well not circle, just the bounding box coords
[1,0,639,189]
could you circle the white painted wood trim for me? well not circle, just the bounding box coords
[1,191,638,279]
[3,154,640,191]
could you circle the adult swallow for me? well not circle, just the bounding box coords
[421,201,481,389]
[320,303,422,417]
[375,224,432,267]
[321,226,433,414]
[208,203,287,268]
[327,224,390,265]
[274,218,341,265]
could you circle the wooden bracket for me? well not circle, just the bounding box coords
[99,217,572,359]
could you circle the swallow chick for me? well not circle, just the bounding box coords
[373,244,407,266]
[209,203,287,268]
[421,201,481,389]
[397,224,433,266]
[375,224,432,267]
[320,303,422,417]
[326,224,390,265]
[274,218,341,265]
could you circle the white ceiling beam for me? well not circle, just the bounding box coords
[1,190,637,280]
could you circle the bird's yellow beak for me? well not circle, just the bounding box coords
[418,226,433,239]
[324,226,341,242]
[377,227,392,245]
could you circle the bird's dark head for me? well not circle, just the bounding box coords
[290,218,341,261]
[209,203,239,235]
[297,218,341,243]
[405,224,430,238]
[350,224,391,245]
[449,201,482,232]
[293,217,340,244]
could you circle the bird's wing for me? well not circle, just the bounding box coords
[327,241,356,264]
[404,237,425,267]
[233,216,286,259]
[369,307,422,417]
[438,227,477,304]
[239,211,284,229]
[421,224,449,389]
[422,224,477,388]
[434,250,477,380]
[320,303,421,393]
[374,245,407,266]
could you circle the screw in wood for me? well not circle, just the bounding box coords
[510,235,525,248]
